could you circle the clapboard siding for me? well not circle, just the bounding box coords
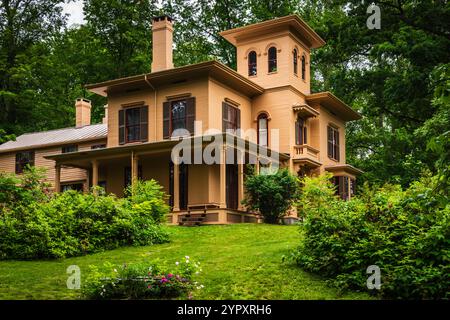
[0,139,106,187]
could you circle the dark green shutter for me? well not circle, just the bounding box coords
[186,97,196,135]
[222,102,228,132]
[163,102,170,139]
[140,106,148,142]
[236,107,241,135]
[119,109,125,145]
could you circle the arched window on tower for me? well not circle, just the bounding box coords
[293,49,298,75]
[268,47,277,73]
[301,55,306,80]
[248,51,257,76]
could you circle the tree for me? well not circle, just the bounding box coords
[243,168,299,224]
[0,0,66,134]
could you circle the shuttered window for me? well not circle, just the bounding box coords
[327,125,340,161]
[15,151,35,174]
[295,117,307,145]
[222,102,241,134]
[163,97,195,139]
[332,176,350,200]
[118,105,148,144]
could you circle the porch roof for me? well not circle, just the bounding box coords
[306,92,362,122]
[325,164,364,176]
[44,133,290,169]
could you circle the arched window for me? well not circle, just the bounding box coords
[248,51,257,76]
[301,55,306,80]
[268,47,277,73]
[257,113,268,147]
[293,49,298,75]
[295,116,307,145]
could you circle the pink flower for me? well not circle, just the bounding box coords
[167,273,173,278]
[147,284,152,289]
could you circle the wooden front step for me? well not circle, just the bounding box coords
[178,213,206,226]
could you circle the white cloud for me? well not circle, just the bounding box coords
[62,0,85,26]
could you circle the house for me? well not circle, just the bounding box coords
[0,15,362,224]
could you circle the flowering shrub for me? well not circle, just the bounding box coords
[82,256,203,299]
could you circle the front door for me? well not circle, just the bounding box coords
[226,164,238,210]
[169,162,188,210]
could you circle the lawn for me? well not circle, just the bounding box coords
[0,224,372,300]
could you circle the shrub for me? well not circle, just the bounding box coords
[0,173,170,260]
[82,256,203,299]
[243,168,299,224]
[289,173,450,299]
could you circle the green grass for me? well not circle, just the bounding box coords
[0,224,372,300]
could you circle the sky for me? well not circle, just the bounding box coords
[62,0,85,26]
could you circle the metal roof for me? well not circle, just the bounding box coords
[0,123,107,153]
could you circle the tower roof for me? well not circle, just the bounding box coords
[220,15,325,49]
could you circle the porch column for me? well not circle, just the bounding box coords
[85,168,90,192]
[91,160,99,188]
[219,144,227,208]
[238,152,244,211]
[131,151,139,187]
[173,160,180,212]
[54,164,61,193]
[255,156,260,175]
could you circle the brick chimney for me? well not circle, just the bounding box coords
[151,15,174,72]
[75,98,91,127]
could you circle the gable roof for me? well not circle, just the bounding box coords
[0,123,107,154]
[85,60,265,98]
[220,15,326,49]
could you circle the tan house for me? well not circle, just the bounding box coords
[0,15,362,224]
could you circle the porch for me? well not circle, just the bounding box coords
[45,133,288,225]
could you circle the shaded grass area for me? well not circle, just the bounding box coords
[0,224,372,300]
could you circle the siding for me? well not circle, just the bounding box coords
[0,139,107,187]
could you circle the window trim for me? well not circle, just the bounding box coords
[293,49,298,75]
[327,125,340,161]
[248,50,257,76]
[125,106,142,143]
[257,113,269,147]
[295,117,307,145]
[268,47,277,73]
[301,54,306,80]
[15,151,35,174]
[222,102,241,134]
[62,144,78,154]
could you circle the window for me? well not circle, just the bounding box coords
[248,51,257,76]
[257,113,268,147]
[163,97,195,139]
[293,49,298,75]
[119,105,148,144]
[268,47,277,73]
[332,176,351,200]
[327,125,340,161]
[62,145,78,153]
[295,117,307,145]
[91,144,106,150]
[61,183,84,192]
[301,55,306,80]
[222,102,241,134]
[15,151,35,174]
[124,166,142,189]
